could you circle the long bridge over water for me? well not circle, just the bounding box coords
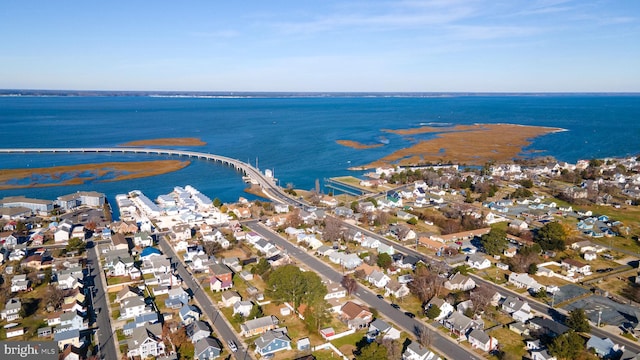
[0,147,300,205]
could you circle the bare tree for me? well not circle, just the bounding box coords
[46,285,66,311]
[323,216,344,243]
[285,209,303,228]
[408,266,445,302]
[203,241,222,256]
[416,324,432,348]
[470,285,496,313]
[341,275,358,296]
[396,225,410,241]
[375,210,390,226]
[379,337,402,359]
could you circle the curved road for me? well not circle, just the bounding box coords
[0,147,304,207]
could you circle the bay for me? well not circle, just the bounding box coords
[0,94,638,205]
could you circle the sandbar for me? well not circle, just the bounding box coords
[0,160,190,190]
[336,140,384,150]
[120,137,206,147]
[340,123,563,168]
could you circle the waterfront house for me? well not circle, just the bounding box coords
[254,329,292,356]
[194,337,222,360]
[240,315,279,337]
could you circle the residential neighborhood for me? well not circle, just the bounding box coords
[2,154,640,360]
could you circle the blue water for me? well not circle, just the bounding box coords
[0,95,639,205]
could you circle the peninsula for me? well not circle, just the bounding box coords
[338,123,563,168]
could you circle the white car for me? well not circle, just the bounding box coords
[227,340,238,352]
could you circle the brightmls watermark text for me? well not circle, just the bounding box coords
[1,342,57,360]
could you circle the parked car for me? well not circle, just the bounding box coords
[404,311,416,318]
[377,294,384,300]
[391,304,400,310]
[228,340,238,352]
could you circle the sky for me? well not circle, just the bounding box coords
[1,0,639,92]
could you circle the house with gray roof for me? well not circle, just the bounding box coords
[127,323,165,359]
[254,329,291,356]
[467,329,497,352]
[240,315,279,337]
[194,337,222,360]
[179,304,201,325]
[187,320,212,344]
[443,311,483,336]
[402,340,441,360]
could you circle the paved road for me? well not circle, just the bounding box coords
[470,274,640,353]
[87,241,118,360]
[246,221,483,360]
[158,237,254,360]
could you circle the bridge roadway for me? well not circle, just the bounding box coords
[0,147,302,206]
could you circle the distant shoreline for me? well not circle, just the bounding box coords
[1,89,638,98]
[120,137,206,147]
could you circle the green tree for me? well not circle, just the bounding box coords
[519,179,534,188]
[357,342,388,360]
[548,331,585,360]
[425,305,441,320]
[248,304,263,319]
[376,253,392,269]
[480,228,508,256]
[407,217,418,225]
[266,265,327,307]
[535,221,567,251]
[252,258,271,277]
[212,198,222,207]
[65,237,86,254]
[510,187,533,199]
[527,263,538,275]
[303,299,331,333]
[566,308,590,332]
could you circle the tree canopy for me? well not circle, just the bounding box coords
[548,331,585,360]
[376,253,392,269]
[480,228,508,256]
[535,221,567,251]
[566,308,590,332]
[266,265,327,307]
[425,305,441,320]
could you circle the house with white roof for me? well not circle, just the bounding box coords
[367,270,391,288]
[402,340,441,360]
[508,272,543,292]
[467,254,491,270]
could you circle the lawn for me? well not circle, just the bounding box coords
[330,330,366,356]
[488,327,526,360]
